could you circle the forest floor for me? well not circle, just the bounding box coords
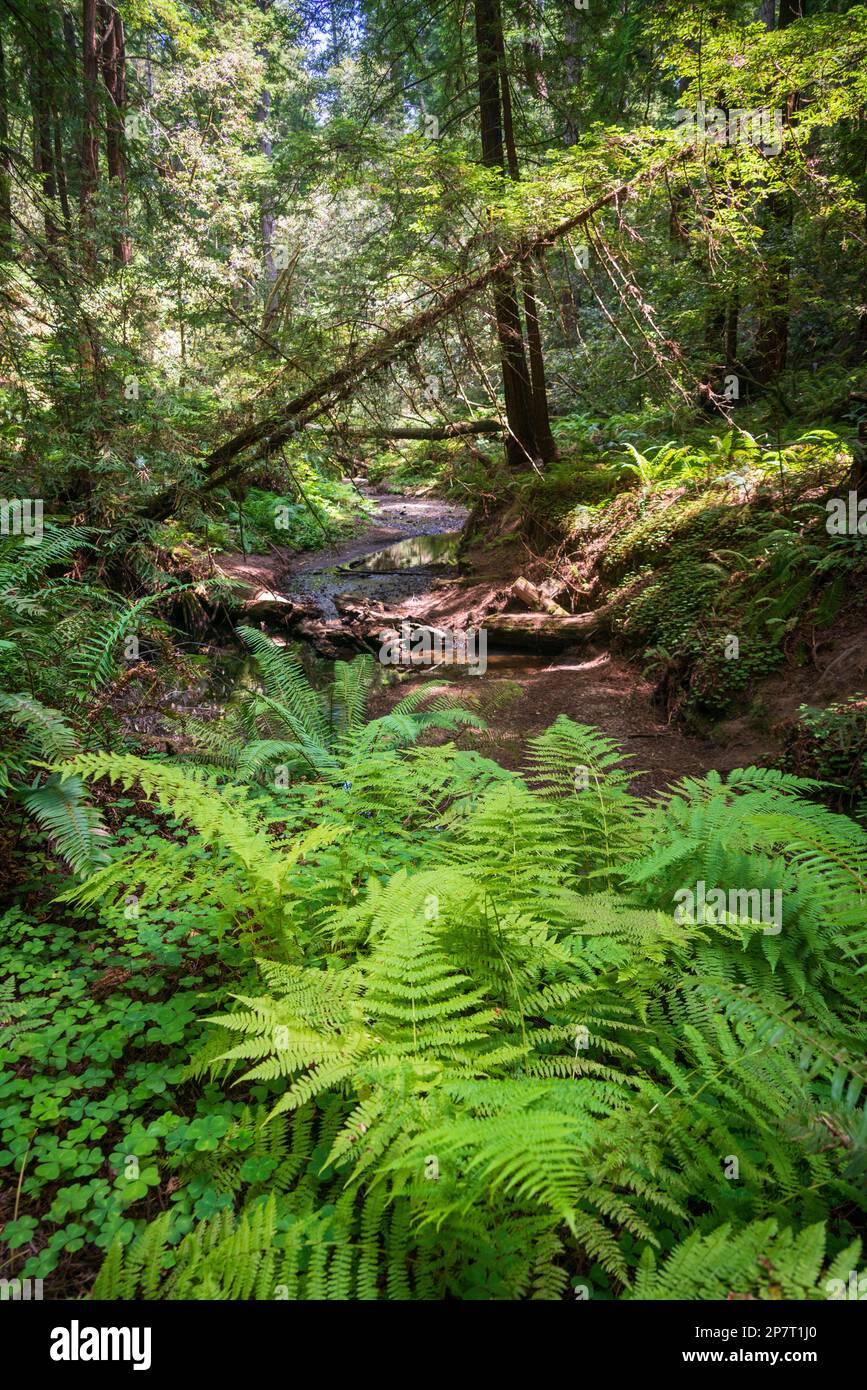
[215,489,771,792]
[215,488,468,600]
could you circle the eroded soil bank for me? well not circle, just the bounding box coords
[213,490,764,792]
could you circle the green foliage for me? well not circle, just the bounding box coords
[21,775,112,879]
[0,526,221,870]
[229,469,370,554]
[5,0,867,1309]
[628,1220,862,1301]
[187,629,485,783]
[595,445,865,719]
[783,696,867,816]
[0,691,112,876]
[32,717,858,1301]
[0,891,251,1278]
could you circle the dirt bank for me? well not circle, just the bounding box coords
[213,490,770,791]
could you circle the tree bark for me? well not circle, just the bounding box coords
[99,1,131,264]
[80,0,99,264]
[31,16,59,244]
[562,8,582,146]
[497,21,557,462]
[858,118,867,359]
[79,0,103,392]
[486,609,605,647]
[60,7,80,208]
[511,576,568,615]
[338,420,503,440]
[256,0,278,330]
[0,24,12,258]
[52,106,73,233]
[725,291,739,380]
[474,0,538,468]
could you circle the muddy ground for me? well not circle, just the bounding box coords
[213,490,777,793]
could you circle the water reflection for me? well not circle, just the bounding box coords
[345,532,460,572]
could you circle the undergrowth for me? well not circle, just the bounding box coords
[3,661,865,1297]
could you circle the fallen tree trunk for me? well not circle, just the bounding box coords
[336,419,503,441]
[510,576,568,616]
[143,143,696,520]
[486,609,606,648]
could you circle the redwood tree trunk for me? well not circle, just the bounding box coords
[99,1,131,264]
[79,0,103,391]
[0,24,12,258]
[256,0,278,331]
[31,10,59,244]
[474,0,538,468]
[80,0,100,264]
[498,23,557,462]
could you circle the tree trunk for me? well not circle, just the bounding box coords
[99,1,131,264]
[858,122,867,359]
[562,8,581,146]
[0,24,12,258]
[474,0,538,468]
[60,7,80,208]
[725,291,740,380]
[497,21,557,461]
[518,0,546,99]
[753,197,792,380]
[31,18,59,244]
[79,0,103,392]
[52,106,73,234]
[258,88,277,283]
[256,0,279,330]
[80,0,100,265]
[486,609,605,648]
[142,143,695,517]
[339,420,503,441]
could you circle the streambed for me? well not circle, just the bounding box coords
[285,530,462,619]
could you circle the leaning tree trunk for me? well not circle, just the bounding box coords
[141,143,696,518]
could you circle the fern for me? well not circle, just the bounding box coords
[80,718,867,1300]
[628,1220,862,1301]
[0,692,111,874]
[22,774,112,877]
[197,629,485,786]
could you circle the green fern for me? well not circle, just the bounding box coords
[0,692,111,874]
[80,718,867,1300]
[628,1220,862,1300]
[195,628,485,785]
